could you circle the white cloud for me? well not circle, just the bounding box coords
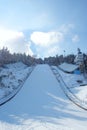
[59,24,80,43]
[30,31,63,58]
[34,45,60,58]
[59,23,74,34]
[72,35,80,42]
[30,31,63,47]
[0,29,33,56]
[0,29,24,42]
[25,43,34,56]
[45,46,60,57]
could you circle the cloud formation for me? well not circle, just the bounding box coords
[59,24,75,34]
[0,29,33,56]
[30,31,63,47]
[0,23,80,58]
[72,34,80,43]
[0,29,24,42]
[45,46,60,57]
[30,24,77,57]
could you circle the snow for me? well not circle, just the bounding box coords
[58,66,87,103]
[0,64,87,130]
[51,65,87,108]
[59,62,79,73]
[73,86,87,103]
[57,67,87,88]
[0,90,4,99]
[0,62,34,104]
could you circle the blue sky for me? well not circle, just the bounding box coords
[0,0,87,58]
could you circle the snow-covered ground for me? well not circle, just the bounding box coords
[0,62,33,104]
[51,66,87,108]
[0,64,87,130]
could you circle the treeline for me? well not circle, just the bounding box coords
[0,47,76,67]
[0,48,36,66]
[44,54,75,66]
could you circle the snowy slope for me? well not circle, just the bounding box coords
[0,64,87,130]
[51,66,87,109]
[57,66,87,104]
[0,62,34,105]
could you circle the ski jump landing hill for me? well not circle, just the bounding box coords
[0,64,87,130]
